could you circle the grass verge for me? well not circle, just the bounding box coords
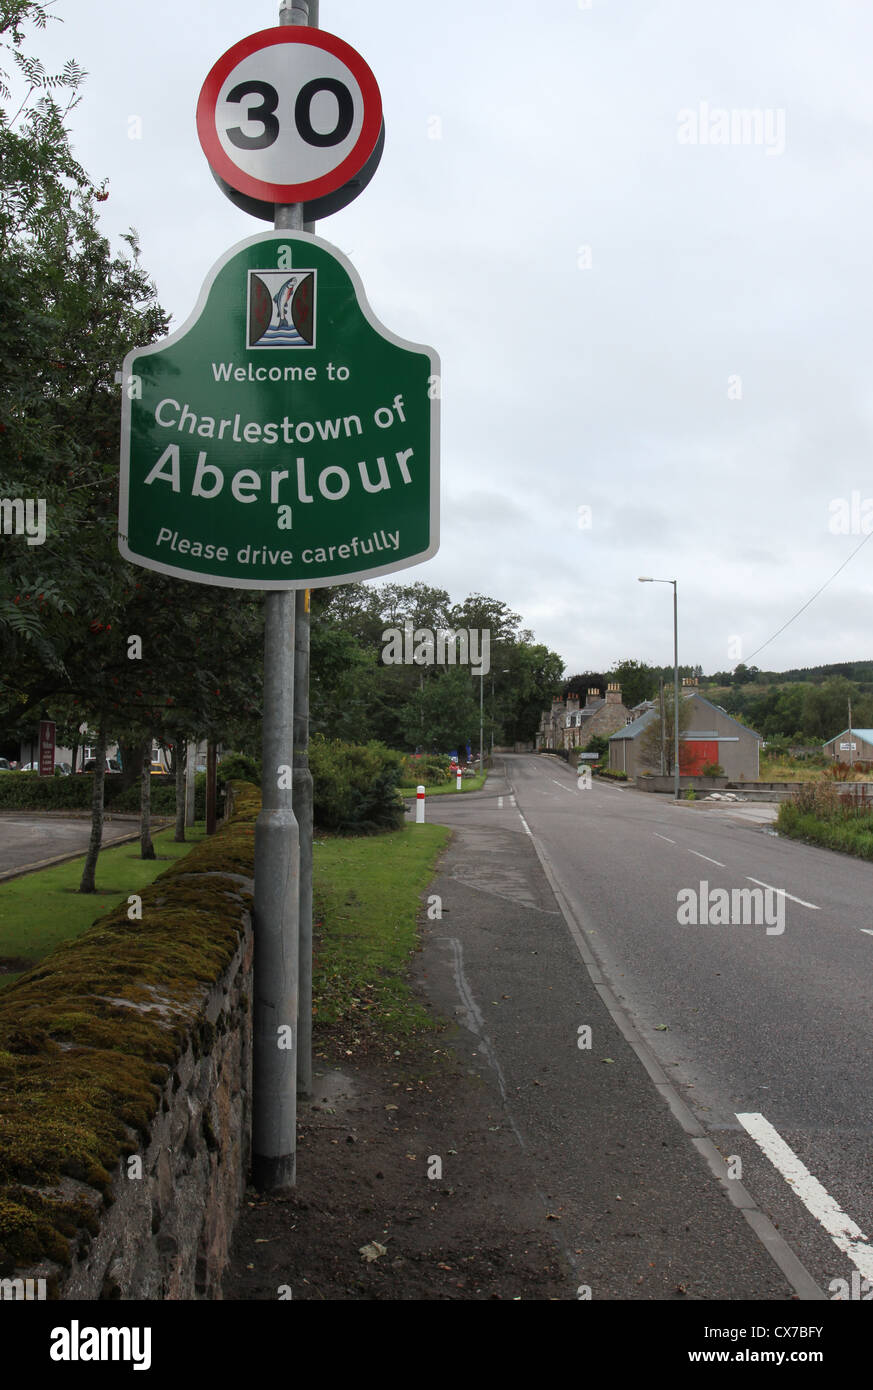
[399,771,488,797]
[312,822,451,1059]
[776,805,873,860]
[0,824,207,989]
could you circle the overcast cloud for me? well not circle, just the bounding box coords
[26,0,873,677]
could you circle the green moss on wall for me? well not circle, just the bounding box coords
[0,782,259,1276]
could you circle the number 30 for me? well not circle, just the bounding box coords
[226,78,354,150]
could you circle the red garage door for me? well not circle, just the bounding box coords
[680,740,719,775]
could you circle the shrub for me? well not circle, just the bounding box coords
[700,762,725,777]
[309,735,405,834]
[400,754,451,786]
[217,752,262,789]
[596,767,628,781]
[584,734,610,759]
[824,761,855,781]
[788,780,842,819]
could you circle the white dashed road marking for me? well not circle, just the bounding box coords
[746,877,820,910]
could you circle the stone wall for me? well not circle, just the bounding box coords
[68,892,252,1299]
[0,786,259,1301]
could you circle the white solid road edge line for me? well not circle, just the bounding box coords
[746,876,820,910]
[737,1112,873,1281]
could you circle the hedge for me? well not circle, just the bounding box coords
[0,771,206,818]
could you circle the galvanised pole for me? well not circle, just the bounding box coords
[672,580,680,802]
[251,0,311,1192]
[295,0,317,1104]
[294,588,313,1097]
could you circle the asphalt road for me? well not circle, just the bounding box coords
[0,814,141,877]
[414,753,873,1302]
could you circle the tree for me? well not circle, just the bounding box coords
[608,659,656,709]
[400,665,479,754]
[638,690,693,774]
[801,677,873,743]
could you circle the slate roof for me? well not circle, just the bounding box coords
[609,691,762,742]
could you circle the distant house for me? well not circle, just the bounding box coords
[538,684,629,752]
[608,682,762,780]
[823,728,873,764]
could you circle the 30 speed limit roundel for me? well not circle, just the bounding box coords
[196,27,382,205]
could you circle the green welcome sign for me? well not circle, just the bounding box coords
[119,230,439,588]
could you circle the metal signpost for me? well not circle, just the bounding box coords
[118,2,439,1188]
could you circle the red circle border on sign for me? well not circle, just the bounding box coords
[196,27,383,204]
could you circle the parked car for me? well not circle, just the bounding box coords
[81,758,122,774]
[0,758,11,772]
[150,761,168,776]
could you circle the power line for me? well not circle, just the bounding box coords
[746,528,873,663]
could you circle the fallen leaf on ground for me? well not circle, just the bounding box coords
[359,1241,388,1263]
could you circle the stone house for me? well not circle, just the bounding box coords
[538,684,630,752]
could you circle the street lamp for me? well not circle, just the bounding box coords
[638,577,680,801]
[490,669,511,756]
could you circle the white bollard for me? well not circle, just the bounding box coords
[456,770,462,790]
[416,785,426,823]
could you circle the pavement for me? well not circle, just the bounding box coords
[0,813,151,879]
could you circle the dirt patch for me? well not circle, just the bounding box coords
[224,1043,576,1301]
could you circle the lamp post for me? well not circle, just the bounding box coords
[639,577,680,801]
[490,668,510,756]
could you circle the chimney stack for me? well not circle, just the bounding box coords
[606,682,622,704]
[585,687,600,706]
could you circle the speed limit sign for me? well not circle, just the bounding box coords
[196,27,383,206]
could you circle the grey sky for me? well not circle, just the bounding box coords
[28,0,873,678]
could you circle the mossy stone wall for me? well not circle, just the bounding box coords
[0,784,260,1299]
